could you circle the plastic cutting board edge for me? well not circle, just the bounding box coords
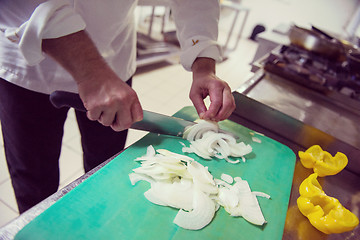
[15,106,296,240]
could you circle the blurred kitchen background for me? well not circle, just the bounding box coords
[1,0,360,227]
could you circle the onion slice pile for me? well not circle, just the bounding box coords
[129,146,269,230]
[181,120,252,163]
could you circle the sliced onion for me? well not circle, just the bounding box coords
[252,137,262,143]
[129,146,269,230]
[187,161,215,185]
[224,158,240,164]
[234,177,242,182]
[128,173,154,185]
[193,178,218,195]
[234,180,266,225]
[147,179,194,211]
[218,187,238,209]
[221,173,233,184]
[156,148,194,163]
[183,120,219,141]
[182,120,252,162]
[144,188,168,206]
[173,189,216,230]
[253,191,271,199]
[214,179,232,188]
[146,145,156,157]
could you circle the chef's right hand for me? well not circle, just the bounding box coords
[77,71,143,132]
[41,30,143,131]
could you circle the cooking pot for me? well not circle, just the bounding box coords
[288,25,345,61]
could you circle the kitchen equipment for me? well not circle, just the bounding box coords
[262,45,360,113]
[311,25,359,55]
[14,106,296,240]
[288,25,345,61]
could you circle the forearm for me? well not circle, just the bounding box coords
[42,30,116,84]
[41,30,143,131]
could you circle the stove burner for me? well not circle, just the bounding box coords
[264,45,360,103]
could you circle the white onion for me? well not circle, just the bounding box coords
[252,137,262,143]
[234,180,266,225]
[146,145,156,157]
[144,188,168,206]
[253,191,271,199]
[221,173,234,184]
[218,187,238,209]
[146,179,194,211]
[128,172,154,185]
[173,190,216,230]
[129,147,269,230]
[183,120,219,141]
[187,161,215,185]
[181,120,252,162]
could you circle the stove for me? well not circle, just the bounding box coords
[263,45,360,113]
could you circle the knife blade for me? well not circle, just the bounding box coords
[49,91,196,137]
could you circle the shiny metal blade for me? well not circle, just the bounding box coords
[132,111,195,137]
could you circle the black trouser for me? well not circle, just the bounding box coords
[0,78,130,213]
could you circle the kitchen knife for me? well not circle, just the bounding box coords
[50,91,238,138]
[49,91,196,137]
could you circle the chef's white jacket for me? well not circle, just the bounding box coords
[0,0,222,94]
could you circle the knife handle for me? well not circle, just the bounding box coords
[50,91,86,112]
[49,91,191,136]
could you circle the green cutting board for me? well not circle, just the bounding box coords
[15,107,296,240]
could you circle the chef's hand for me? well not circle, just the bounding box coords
[77,69,143,132]
[190,57,235,121]
[42,30,143,131]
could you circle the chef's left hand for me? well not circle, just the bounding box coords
[190,57,235,121]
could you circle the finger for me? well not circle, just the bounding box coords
[131,101,143,123]
[202,87,223,120]
[99,108,117,126]
[86,107,103,121]
[190,91,208,119]
[214,90,235,121]
[111,106,134,131]
[111,101,143,132]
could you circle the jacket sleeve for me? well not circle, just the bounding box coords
[170,0,222,71]
[3,0,86,66]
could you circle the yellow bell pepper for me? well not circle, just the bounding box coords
[298,145,348,177]
[297,173,359,234]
